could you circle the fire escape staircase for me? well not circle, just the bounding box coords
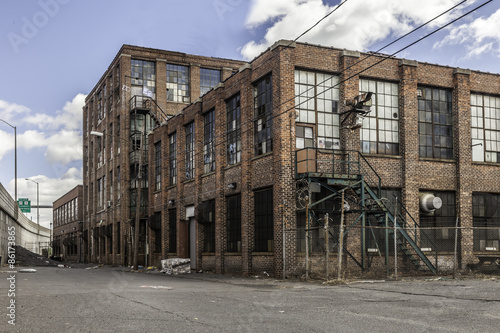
[296,148,438,274]
[129,95,174,124]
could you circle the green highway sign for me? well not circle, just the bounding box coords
[18,198,31,213]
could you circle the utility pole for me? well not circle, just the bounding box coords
[338,190,345,280]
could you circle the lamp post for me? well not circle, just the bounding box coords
[90,130,140,268]
[50,222,53,257]
[0,119,17,201]
[25,178,39,225]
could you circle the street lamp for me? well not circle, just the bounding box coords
[91,129,144,270]
[25,178,39,225]
[50,222,53,257]
[0,119,17,201]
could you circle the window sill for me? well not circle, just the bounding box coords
[224,162,241,171]
[165,185,177,191]
[202,252,215,255]
[419,158,456,163]
[224,252,241,256]
[166,100,190,105]
[202,171,215,178]
[251,151,273,162]
[362,153,402,159]
[183,179,195,185]
[472,161,500,167]
[252,252,274,256]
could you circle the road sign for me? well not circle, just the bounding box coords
[18,198,31,213]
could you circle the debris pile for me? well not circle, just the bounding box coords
[11,246,60,267]
[161,258,191,275]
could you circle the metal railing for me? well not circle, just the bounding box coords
[129,95,172,123]
[295,148,382,197]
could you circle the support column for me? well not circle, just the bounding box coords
[399,60,420,225]
[453,68,473,269]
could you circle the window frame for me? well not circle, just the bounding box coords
[200,68,221,96]
[204,110,215,173]
[254,75,273,156]
[154,141,162,191]
[226,194,241,253]
[168,209,177,253]
[227,94,241,165]
[202,200,216,253]
[295,70,340,150]
[254,188,274,252]
[419,191,456,253]
[360,79,400,155]
[169,132,177,185]
[472,192,500,252]
[131,59,156,99]
[471,94,500,163]
[185,122,195,180]
[418,87,453,160]
[166,63,190,103]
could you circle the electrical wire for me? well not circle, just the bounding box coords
[149,0,482,176]
[93,0,492,209]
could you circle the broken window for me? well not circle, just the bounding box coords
[226,94,241,165]
[254,75,273,155]
[204,110,215,173]
[295,70,340,150]
[167,64,190,103]
[471,94,500,163]
[185,123,195,180]
[169,133,177,185]
[360,79,399,155]
[418,87,453,159]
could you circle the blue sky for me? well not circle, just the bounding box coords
[0,0,499,228]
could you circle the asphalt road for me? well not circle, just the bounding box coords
[1,266,499,332]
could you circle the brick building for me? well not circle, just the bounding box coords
[82,44,245,266]
[53,185,83,261]
[84,41,500,277]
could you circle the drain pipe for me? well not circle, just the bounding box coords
[283,200,286,280]
[394,196,398,280]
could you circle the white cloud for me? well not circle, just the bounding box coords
[0,94,87,166]
[19,130,47,150]
[17,168,83,228]
[0,100,31,123]
[44,130,83,164]
[17,129,82,165]
[0,130,15,160]
[241,0,475,60]
[23,93,85,131]
[434,8,500,59]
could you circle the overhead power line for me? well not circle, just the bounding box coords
[123,1,492,208]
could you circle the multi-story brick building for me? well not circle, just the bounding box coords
[53,185,83,261]
[84,41,500,277]
[82,44,245,266]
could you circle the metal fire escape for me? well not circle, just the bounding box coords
[296,148,438,274]
[128,95,174,219]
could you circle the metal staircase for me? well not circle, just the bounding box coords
[129,95,173,124]
[296,148,438,274]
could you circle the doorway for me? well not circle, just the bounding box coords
[189,217,196,269]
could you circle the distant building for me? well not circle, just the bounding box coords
[83,41,500,277]
[53,185,83,261]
